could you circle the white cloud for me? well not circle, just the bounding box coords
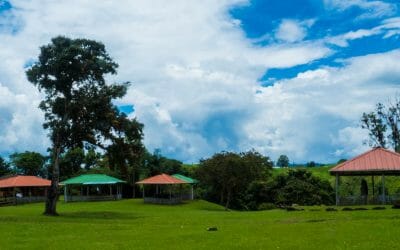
[324,0,397,19]
[0,0,397,164]
[247,50,400,162]
[275,19,314,43]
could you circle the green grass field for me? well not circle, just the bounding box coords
[1,199,400,249]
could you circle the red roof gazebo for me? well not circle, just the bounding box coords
[136,174,187,204]
[330,147,400,205]
[0,175,51,205]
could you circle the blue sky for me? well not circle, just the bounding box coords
[0,0,400,164]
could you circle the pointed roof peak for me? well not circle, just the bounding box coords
[330,147,400,175]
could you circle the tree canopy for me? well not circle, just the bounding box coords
[196,150,273,210]
[361,98,400,152]
[277,155,289,168]
[10,151,46,176]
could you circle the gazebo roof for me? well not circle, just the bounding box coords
[61,174,125,185]
[172,174,198,184]
[136,173,186,185]
[330,147,400,175]
[0,175,51,188]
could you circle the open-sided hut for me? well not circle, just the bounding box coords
[136,173,187,204]
[61,174,125,202]
[0,175,50,205]
[330,147,400,205]
[172,174,198,200]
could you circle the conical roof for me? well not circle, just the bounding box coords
[136,173,186,184]
[330,147,400,175]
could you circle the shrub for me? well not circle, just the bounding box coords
[257,203,276,211]
[326,207,337,212]
[342,207,354,211]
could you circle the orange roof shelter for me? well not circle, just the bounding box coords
[136,174,186,185]
[0,175,50,205]
[0,175,51,188]
[330,147,400,205]
[136,174,189,204]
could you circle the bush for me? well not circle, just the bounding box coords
[372,207,386,210]
[326,207,337,212]
[267,169,335,206]
[353,207,368,211]
[342,207,354,211]
[257,203,276,211]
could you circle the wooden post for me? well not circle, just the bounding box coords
[191,185,194,200]
[86,186,89,196]
[109,185,112,196]
[13,187,16,205]
[382,174,386,204]
[64,185,67,202]
[372,175,375,198]
[142,185,145,199]
[169,185,172,200]
[335,174,340,206]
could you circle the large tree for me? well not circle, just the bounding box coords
[27,36,129,215]
[10,151,46,176]
[196,150,272,210]
[361,98,400,152]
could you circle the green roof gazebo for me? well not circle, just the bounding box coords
[172,174,198,200]
[61,174,125,202]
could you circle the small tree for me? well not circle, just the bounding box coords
[27,36,129,215]
[306,161,316,168]
[0,156,11,176]
[276,155,289,168]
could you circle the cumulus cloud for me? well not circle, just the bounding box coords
[249,50,400,162]
[0,0,398,163]
[275,19,314,43]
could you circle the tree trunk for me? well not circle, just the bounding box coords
[44,145,61,216]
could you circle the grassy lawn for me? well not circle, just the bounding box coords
[1,200,400,249]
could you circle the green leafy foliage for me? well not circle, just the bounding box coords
[196,150,273,210]
[268,169,335,206]
[10,151,46,176]
[26,36,135,215]
[277,155,289,168]
[361,98,400,152]
[0,156,12,176]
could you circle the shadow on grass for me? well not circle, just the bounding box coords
[60,211,143,220]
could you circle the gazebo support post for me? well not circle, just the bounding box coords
[109,185,112,197]
[13,187,16,205]
[335,174,340,206]
[191,185,194,200]
[372,175,375,198]
[64,184,68,202]
[382,174,386,204]
[142,185,145,199]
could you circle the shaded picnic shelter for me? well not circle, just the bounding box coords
[0,175,50,205]
[136,173,197,204]
[61,174,125,202]
[172,174,198,200]
[330,147,400,205]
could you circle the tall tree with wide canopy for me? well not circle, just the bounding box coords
[27,36,129,215]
